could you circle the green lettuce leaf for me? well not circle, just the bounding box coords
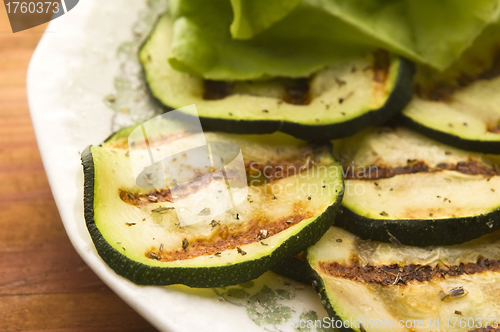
[169,0,500,80]
[229,0,301,39]
[169,0,378,80]
[314,0,500,70]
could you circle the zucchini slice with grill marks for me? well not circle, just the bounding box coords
[400,23,500,154]
[139,13,414,141]
[333,126,500,247]
[308,226,500,332]
[82,120,343,287]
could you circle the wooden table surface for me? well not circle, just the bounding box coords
[0,7,159,332]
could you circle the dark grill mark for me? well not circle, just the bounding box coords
[283,78,310,105]
[488,125,500,134]
[477,48,500,80]
[146,213,311,262]
[436,160,499,175]
[203,80,233,100]
[417,47,500,101]
[372,49,391,83]
[344,160,499,180]
[320,258,500,286]
[470,328,500,332]
[120,189,173,206]
[416,83,455,102]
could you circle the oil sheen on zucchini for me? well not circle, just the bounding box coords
[401,23,500,153]
[139,13,414,141]
[82,122,343,287]
[308,227,500,332]
[333,126,500,246]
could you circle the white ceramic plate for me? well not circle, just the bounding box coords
[27,1,331,331]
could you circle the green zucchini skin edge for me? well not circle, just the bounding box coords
[81,146,343,287]
[307,267,357,332]
[270,256,358,332]
[272,256,357,332]
[399,114,500,154]
[270,255,316,285]
[335,206,500,247]
[270,253,356,331]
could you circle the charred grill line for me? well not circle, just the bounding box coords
[344,160,499,180]
[145,214,309,262]
[320,258,500,286]
[372,49,391,84]
[283,78,311,105]
[470,327,500,332]
[416,47,500,101]
[203,80,234,100]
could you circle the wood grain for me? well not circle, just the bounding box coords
[0,5,158,332]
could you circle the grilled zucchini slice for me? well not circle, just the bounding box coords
[82,119,343,287]
[401,23,500,153]
[139,13,414,141]
[333,126,500,246]
[308,226,500,332]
